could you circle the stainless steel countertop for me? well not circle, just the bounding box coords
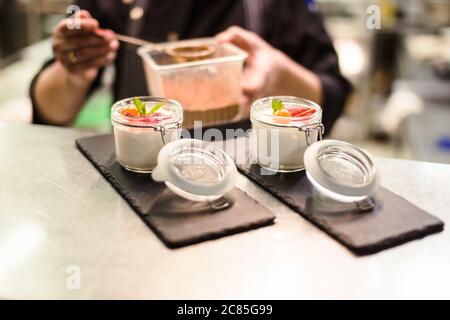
[0,123,449,299]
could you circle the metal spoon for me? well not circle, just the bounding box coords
[116,33,216,62]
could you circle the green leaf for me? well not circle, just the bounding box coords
[148,103,163,115]
[272,99,284,114]
[134,97,146,115]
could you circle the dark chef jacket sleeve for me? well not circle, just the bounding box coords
[263,0,352,132]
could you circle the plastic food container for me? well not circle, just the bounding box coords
[152,139,238,206]
[138,38,247,127]
[251,96,324,172]
[111,97,183,173]
[304,140,380,211]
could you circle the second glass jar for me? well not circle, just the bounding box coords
[250,96,324,172]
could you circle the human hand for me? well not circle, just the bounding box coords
[52,10,119,83]
[216,26,287,114]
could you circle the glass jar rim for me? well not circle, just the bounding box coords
[111,96,183,128]
[250,96,322,127]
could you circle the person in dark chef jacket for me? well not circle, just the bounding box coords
[30,0,351,132]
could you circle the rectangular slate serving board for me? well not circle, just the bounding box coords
[238,164,444,256]
[76,135,275,248]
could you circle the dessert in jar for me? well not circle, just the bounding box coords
[111,97,183,173]
[250,96,324,172]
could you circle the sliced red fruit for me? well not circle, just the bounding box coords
[286,105,308,117]
[303,109,317,116]
[285,105,318,118]
[294,108,317,118]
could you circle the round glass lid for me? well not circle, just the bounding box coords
[304,140,380,202]
[152,139,238,200]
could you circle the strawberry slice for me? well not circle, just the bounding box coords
[289,106,317,118]
[286,105,309,117]
[298,109,317,117]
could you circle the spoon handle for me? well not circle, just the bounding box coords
[115,34,161,50]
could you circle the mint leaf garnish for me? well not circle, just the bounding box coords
[149,103,163,114]
[133,97,164,116]
[272,99,284,114]
[134,97,146,115]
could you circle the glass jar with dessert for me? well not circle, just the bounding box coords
[251,96,325,173]
[111,97,183,173]
[251,96,380,211]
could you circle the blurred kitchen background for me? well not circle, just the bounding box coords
[1,0,449,164]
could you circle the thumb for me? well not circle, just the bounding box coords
[216,26,261,54]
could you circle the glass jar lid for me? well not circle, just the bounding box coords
[152,139,238,202]
[251,96,322,128]
[111,96,183,128]
[304,140,380,202]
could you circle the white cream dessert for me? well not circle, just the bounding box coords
[250,96,323,173]
[111,97,183,173]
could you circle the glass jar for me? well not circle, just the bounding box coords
[250,96,324,172]
[111,97,183,173]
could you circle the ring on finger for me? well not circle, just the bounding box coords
[68,51,78,64]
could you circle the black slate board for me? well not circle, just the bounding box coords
[238,164,444,256]
[76,135,275,248]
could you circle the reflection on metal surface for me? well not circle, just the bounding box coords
[148,189,235,216]
[305,195,376,217]
[0,223,45,282]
